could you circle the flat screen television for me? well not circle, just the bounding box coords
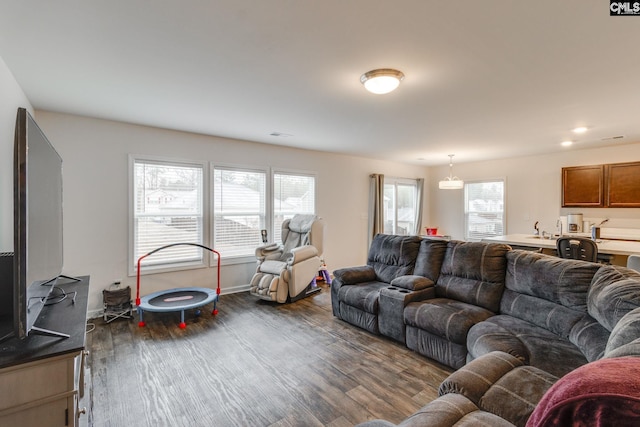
[8,108,66,340]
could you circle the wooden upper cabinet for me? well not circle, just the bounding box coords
[607,162,640,207]
[562,161,640,208]
[562,165,605,207]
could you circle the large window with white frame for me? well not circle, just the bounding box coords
[384,177,419,235]
[130,157,205,273]
[213,166,267,259]
[464,179,506,241]
[272,171,316,244]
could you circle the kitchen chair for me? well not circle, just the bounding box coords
[556,237,598,262]
[627,254,640,272]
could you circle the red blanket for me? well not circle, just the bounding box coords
[527,357,640,427]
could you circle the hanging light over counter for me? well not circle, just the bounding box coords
[439,154,464,190]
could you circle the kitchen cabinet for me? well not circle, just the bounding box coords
[563,161,640,208]
[607,162,640,207]
[562,165,605,207]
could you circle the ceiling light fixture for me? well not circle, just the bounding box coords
[360,68,405,94]
[561,140,573,147]
[439,154,464,190]
[572,127,588,134]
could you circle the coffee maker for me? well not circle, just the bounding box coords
[567,213,583,233]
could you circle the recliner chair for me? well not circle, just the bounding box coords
[249,214,325,303]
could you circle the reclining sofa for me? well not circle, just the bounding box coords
[331,234,640,426]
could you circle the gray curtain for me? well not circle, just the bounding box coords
[368,173,384,248]
[414,178,424,235]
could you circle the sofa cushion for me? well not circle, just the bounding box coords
[467,315,588,377]
[367,234,422,283]
[436,241,510,312]
[412,238,449,282]
[588,265,640,332]
[404,299,495,344]
[501,251,601,344]
[398,393,516,427]
[338,281,389,314]
[504,250,600,313]
[440,351,556,427]
[605,307,640,358]
[568,314,609,362]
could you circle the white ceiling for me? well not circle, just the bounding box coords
[1,1,639,166]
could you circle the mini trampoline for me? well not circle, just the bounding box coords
[135,243,221,329]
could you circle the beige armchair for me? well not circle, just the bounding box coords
[249,214,325,303]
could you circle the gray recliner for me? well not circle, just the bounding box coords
[249,214,325,303]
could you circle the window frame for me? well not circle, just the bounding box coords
[210,163,269,266]
[128,154,208,276]
[463,178,507,241]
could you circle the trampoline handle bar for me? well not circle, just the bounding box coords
[135,243,221,305]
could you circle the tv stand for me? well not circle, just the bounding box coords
[0,276,89,427]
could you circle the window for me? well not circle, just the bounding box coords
[465,179,505,240]
[272,172,316,244]
[384,177,419,235]
[131,157,204,272]
[213,167,267,259]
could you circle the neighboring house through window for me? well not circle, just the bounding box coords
[464,179,506,240]
[272,171,316,244]
[213,167,267,259]
[130,157,205,273]
[384,177,419,235]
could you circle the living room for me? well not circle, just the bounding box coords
[1,2,640,426]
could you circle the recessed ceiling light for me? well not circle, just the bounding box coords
[561,140,573,147]
[270,132,293,138]
[572,127,588,134]
[360,69,405,94]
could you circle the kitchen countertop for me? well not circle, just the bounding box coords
[483,234,640,256]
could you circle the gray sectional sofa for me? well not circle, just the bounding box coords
[331,234,640,426]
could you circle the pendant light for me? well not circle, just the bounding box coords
[439,154,464,190]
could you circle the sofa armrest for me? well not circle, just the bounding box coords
[440,351,557,427]
[390,275,434,291]
[333,265,377,284]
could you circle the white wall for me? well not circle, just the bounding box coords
[0,56,33,251]
[32,111,430,314]
[429,143,640,240]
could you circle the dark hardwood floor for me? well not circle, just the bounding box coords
[86,284,452,427]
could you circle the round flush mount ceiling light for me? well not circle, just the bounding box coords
[561,140,573,147]
[572,126,588,134]
[360,68,405,94]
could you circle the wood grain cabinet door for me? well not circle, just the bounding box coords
[606,162,640,207]
[562,165,605,207]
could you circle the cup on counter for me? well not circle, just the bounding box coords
[591,226,600,241]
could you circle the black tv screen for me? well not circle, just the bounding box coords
[13,107,64,339]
